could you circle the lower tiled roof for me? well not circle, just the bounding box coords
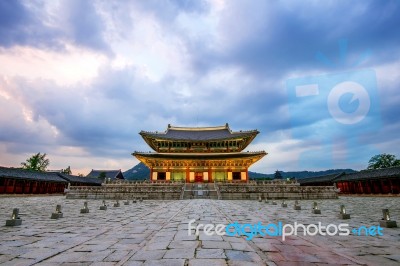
[298,173,345,184]
[336,166,400,182]
[86,170,124,179]
[0,167,67,183]
[134,151,266,160]
[57,173,102,185]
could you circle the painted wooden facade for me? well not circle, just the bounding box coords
[134,124,266,182]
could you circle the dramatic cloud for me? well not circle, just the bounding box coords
[1,0,399,174]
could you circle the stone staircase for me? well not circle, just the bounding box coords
[182,183,219,199]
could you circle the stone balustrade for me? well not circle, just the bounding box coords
[66,183,184,200]
[66,180,337,200]
[217,181,337,200]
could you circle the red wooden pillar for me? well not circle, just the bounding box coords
[0,178,5,193]
[208,168,212,183]
[381,179,388,193]
[369,180,374,194]
[186,167,190,183]
[389,179,394,194]
[349,182,353,193]
[339,182,344,193]
[33,182,38,194]
[393,178,400,194]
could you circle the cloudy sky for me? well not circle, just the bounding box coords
[1,0,399,175]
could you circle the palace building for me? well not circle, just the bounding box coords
[133,124,266,182]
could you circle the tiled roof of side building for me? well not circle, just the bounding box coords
[297,173,345,184]
[0,167,68,183]
[140,124,258,141]
[86,169,124,179]
[57,173,103,185]
[336,166,400,182]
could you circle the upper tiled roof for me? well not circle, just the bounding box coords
[0,167,67,183]
[86,169,124,180]
[140,123,258,141]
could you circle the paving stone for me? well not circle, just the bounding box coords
[129,250,166,261]
[189,258,227,266]
[168,240,199,249]
[0,196,399,266]
[144,241,171,250]
[103,250,131,262]
[201,240,231,249]
[45,252,87,263]
[143,259,185,266]
[0,258,37,266]
[196,248,226,259]
[227,261,267,266]
[226,250,263,262]
[230,241,253,251]
[163,248,195,259]
[122,261,144,266]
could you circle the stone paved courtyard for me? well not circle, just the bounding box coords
[0,196,399,266]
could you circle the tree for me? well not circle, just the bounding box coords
[21,153,50,172]
[274,170,283,180]
[61,166,72,175]
[98,172,106,179]
[367,154,400,169]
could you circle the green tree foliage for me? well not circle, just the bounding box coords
[61,166,72,175]
[98,172,106,179]
[367,153,400,169]
[21,153,50,172]
[274,170,283,179]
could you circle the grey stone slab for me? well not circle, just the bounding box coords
[189,259,227,266]
[45,252,87,263]
[0,258,37,266]
[201,241,231,249]
[103,250,131,262]
[225,251,261,262]
[163,248,195,259]
[143,259,185,266]
[0,254,17,264]
[0,197,399,266]
[227,261,267,266]
[230,242,253,252]
[168,240,199,249]
[129,250,166,261]
[122,261,144,266]
[144,241,170,250]
[196,248,226,259]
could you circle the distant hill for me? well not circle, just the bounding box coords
[256,169,357,180]
[123,163,356,180]
[123,162,149,180]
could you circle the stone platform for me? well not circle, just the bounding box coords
[66,180,338,200]
[0,196,399,265]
